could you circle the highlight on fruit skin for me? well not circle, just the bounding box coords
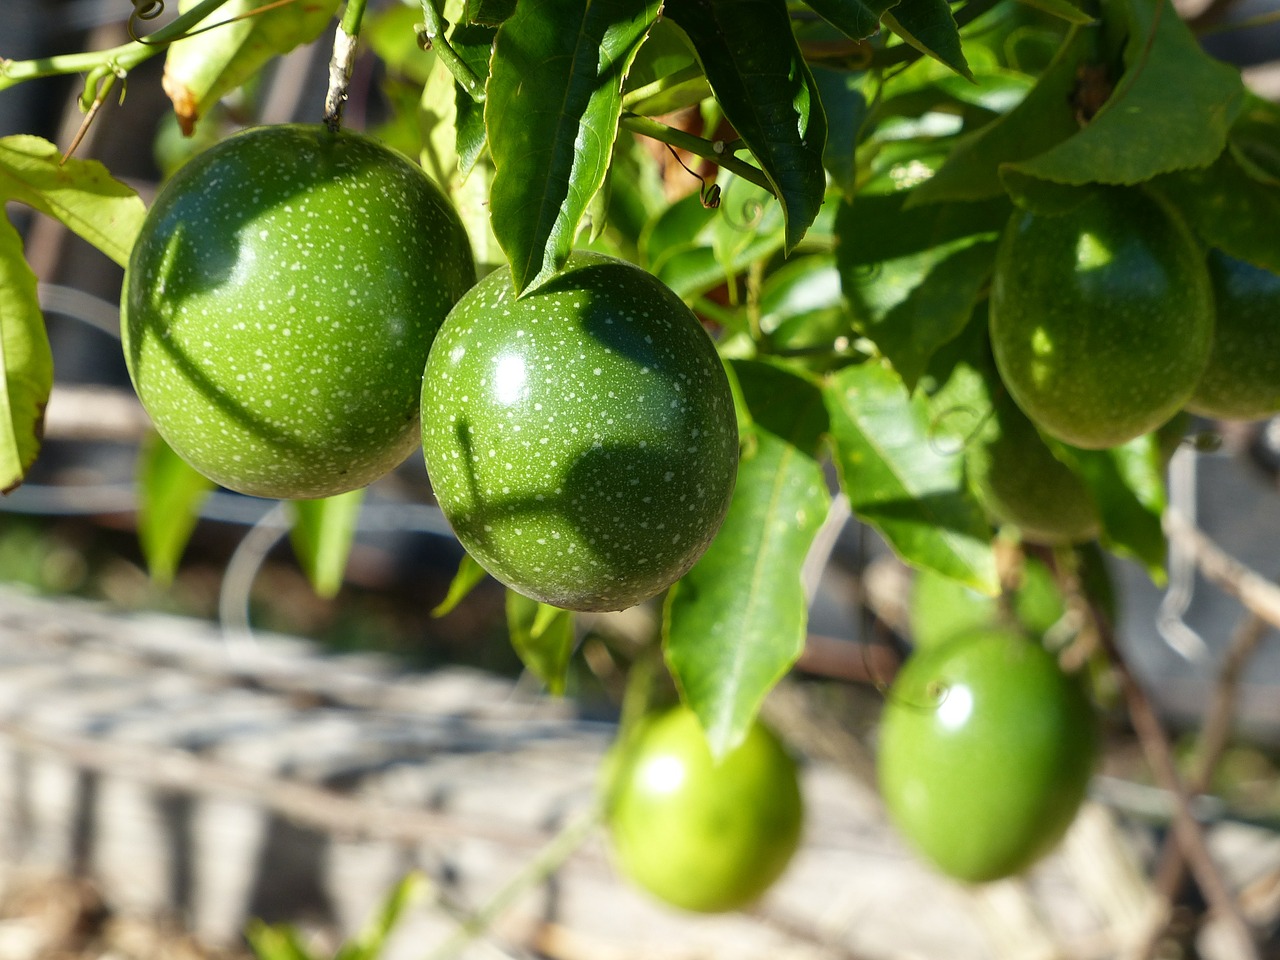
[989,187,1213,450]
[877,627,1098,883]
[122,123,476,500]
[420,251,739,613]
[603,705,804,913]
[1186,250,1280,422]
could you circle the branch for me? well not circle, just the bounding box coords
[323,0,367,130]
[1163,508,1280,631]
[620,113,776,196]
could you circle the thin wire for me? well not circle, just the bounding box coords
[218,502,289,654]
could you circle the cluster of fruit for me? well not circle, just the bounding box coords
[974,186,1280,546]
[122,124,739,614]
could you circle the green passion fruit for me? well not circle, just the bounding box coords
[989,188,1213,449]
[420,252,738,612]
[1187,250,1280,421]
[878,628,1098,882]
[122,124,475,499]
[604,705,804,913]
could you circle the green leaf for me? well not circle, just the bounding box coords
[333,872,429,960]
[1006,0,1245,187]
[486,0,660,294]
[1047,435,1167,583]
[0,215,52,493]
[288,488,365,599]
[664,0,828,253]
[506,590,576,695]
[162,0,341,135]
[453,24,497,179]
[805,0,902,40]
[1229,93,1280,183]
[432,551,490,617]
[856,240,998,389]
[1014,0,1097,23]
[825,361,997,593]
[1153,148,1280,273]
[835,188,1010,265]
[908,25,1096,204]
[463,0,517,24]
[136,432,214,585]
[0,136,145,268]
[811,65,870,198]
[758,253,853,355]
[244,921,317,960]
[664,360,830,757]
[882,0,972,81]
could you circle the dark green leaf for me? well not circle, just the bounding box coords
[825,361,997,593]
[1006,0,1244,186]
[882,0,972,81]
[665,360,830,757]
[463,0,517,24]
[1229,93,1280,183]
[857,240,998,389]
[453,24,497,178]
[1047,435,1167,582]
[136,432,214,585]
[0,136,145,268]
[805,0,902,40]
[486,0,660,293]
[288,489,364,599]
[507,590,576,695]
[908,25,1095,204]
[0,215,50,493]
[664,0,828,253]
[835,188,1010,266]
[1152,145,1280,274]
[811,65,870,198]
[432,552,490,617]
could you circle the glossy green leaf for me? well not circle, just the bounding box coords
[453,24,497,178]
[1153,149,1280,273]
[432,551,490,617]
[136,432,214,585]
[1006,0,1244,187]
[835,188,1010,265]
[507,590,576,695]
[805,0,902,40]
[908,25,1095,204]
[758,253,852,355]
[162,0,340,135]
[665,360,830,757]
[825,361,997,593]
[0,215,52,493]
[1047,435,1167,583]
[486,0,660,294]
[856,240,998,389]
[288,488,365,599]
[882,0,972,81]
[664,0,828,253]
[0,136,145,268]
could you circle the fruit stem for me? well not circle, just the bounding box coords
[619,113,776,196]
[323,0,368,131]
[0,0,235,93]
[418,0,487,103]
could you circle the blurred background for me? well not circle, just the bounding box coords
[3,1,1280,958]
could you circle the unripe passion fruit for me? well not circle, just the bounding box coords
[122,124,475,499]
[420,252,738,612]
[604,705,804,913]
[878,628,1098,883]
[989,188,1213,449]
[1187,250,1280,421]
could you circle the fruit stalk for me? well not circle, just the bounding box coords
[322,0,367,130]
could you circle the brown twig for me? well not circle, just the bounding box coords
[1140,609,1270,957]
[1164,509,1280,630]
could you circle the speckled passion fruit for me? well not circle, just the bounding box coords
[990,188,1213,449]
[1187,250,1280,421]
[420,252,738,612]
[603,705,804,913]
[122,124,475,499]
[878,628,1098,883]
